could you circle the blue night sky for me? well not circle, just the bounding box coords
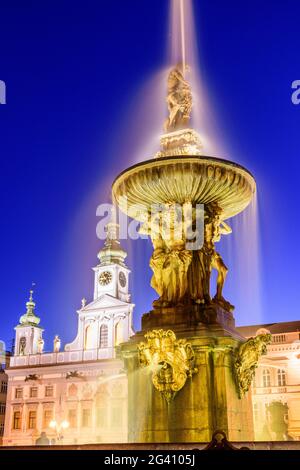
[0,0,299,351]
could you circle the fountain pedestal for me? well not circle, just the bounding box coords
[121,314,254,443]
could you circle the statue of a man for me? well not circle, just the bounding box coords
[164,66,193,132]
[37,337,44,354]
[53,335,61,353]
[142,207,193,307]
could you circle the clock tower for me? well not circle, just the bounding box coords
[65,222,134,355]
[93,223,130,302]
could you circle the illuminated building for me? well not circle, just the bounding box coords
[2,224,134,446]
[237,322,300,441]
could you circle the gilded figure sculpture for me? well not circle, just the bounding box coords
[140,200,233,312]
[234,334,272,398]
[164,66,193,132]
[138,329,198,402]
[113,67,256,320]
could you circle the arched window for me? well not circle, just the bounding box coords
[19,337,26,355]
[115,322,123,346]
[99,325,108,349]
[84,325,93,350]
[262,369,271,388]
[277,369,286,386]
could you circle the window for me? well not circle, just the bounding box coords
[15,388,23,399]
[30,387,38,398]
[277,369,287,387]
[28,410,37,429]
[68,409,77,428]
[272,334,286,344]
[19,336,26,355]
[263,369,271,388]
[81,409,91,428]
[13,411,21,430]
[111,407,123,428]
[0,423,4,436]
[96,408,107,428]
[99,325,108,348]
[85,325,93,350]
[0,403,6,414]
[1,381,7,393]
[45,386,53,397]
[43,409,53,428]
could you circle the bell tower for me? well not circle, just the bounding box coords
[14,289,44,356]
[65,222,134,354]
[93,223,131,302]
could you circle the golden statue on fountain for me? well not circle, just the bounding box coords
[164,66,192,132]
[113,65,256,327]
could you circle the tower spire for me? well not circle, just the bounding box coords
[18,285,41,326]
[97,222,127,267]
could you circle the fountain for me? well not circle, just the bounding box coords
[111,1,271,443]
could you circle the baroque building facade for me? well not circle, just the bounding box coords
[2,224,134,446]
[237,322,300,441]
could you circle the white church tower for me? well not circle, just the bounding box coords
[65,223,134,358]
[14,289,44,356]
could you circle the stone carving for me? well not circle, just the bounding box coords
[53,335,61,353]
[37,337,44,354]
[138,329,197,402]
[25,374,40,382]
[66,371,83,380]
[164,67,193,132]
[234,334,272,398]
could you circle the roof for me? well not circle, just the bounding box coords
[236,320,300,337]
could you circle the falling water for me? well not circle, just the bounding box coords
[222,193,264,325]
[170,0,265,324]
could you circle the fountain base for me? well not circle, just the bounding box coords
[121,320,254,443]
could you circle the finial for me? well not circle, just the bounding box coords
[29,282,36,302]
[81,298,86,308]
[105,222,119,245]
[19,283,40,327]
[97,217,127,267]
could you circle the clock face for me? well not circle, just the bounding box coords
[119,271,127,288]
[99,271,112,286]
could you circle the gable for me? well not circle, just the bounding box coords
[79,294,132,312]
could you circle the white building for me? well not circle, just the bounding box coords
[3,223,134,446]
[237,322,300,441]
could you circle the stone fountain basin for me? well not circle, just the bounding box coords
[112,156,256,221]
